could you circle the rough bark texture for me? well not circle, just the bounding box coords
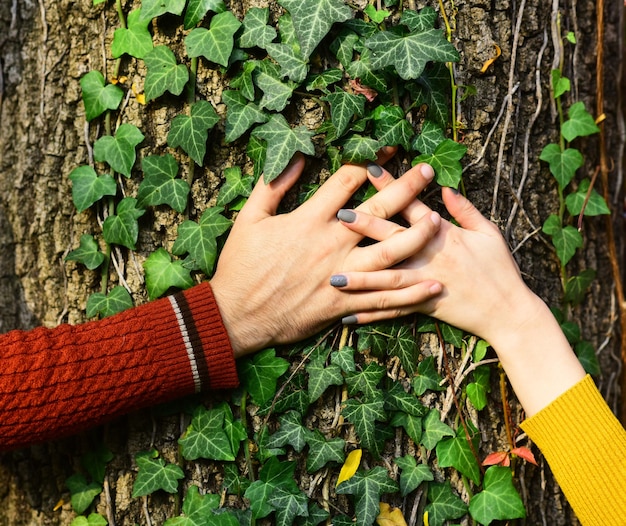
[0,0,623,524]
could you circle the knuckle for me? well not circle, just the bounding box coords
[364,198,391,219]
[336,168,365,195]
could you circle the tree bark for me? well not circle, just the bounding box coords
[0,0,622,524]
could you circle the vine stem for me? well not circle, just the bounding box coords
[435,323,484,477]
[594,0,626,423]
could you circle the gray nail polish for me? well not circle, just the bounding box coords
[330,275,348,287]
[336,209,357,223]
[342,315,358,325]
[367,162,383,178]
[450,187,460,195]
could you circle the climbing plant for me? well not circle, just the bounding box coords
[62,1,607,525]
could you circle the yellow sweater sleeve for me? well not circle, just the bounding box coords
[521,375,626,525]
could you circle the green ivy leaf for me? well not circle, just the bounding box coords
[268,486,309,526]
[81,444,114,486]
[304,430,345,473]
[179,404,240,461]
[394,455,434,497]
[542,215,583,266]
[342,392,386,452]
[255,69,296,112]
[414,139,466,188]
[372,104,414,151]
[68,165,117,212]
[65,474,102,515]
[331,345,356,373]
[278,0,353,59]
[231,60,257,101]
[575,340,601,375]
[223,90,268,143]
[80,70,124,121]
[389,324,419,375]
[164,485,224,526]
[384,382,428,417]
[345,362,385,399]
[70,514,108,526]
[564,269,596,305]
[421,409,455,450]
[412,356,445,396]
[139,0,186,21]
[340,134,381,163]
[86,286,133,318]
[132,449,185,498]
[561,101,600,142]
[239,348,289,406]
[413,120,446,155]
[137,154,189,213]
[436,428,482,485]
[469,466,526,525]
[244,457,300,519]
[336,467,398,526]
[539,144,583,189]
[111,9,153,59]
[247,134,267,181]
[172,206,231,275]
[266,411,312,453]
[306,68,344,91]
[565,178,611,216]
[252,114,315,183]
[217,166,254,206]
[143,248,194,300]
[306,356,344,402]
[365,28,459,80]
[94,123,145,177]
[346,50,388,92]
[102,197,145,249]
[185,11,242,66]
[266,43,309,83]
[168,100,220,165]
[551,69,571,99]
[184,0,227,30]
[322,90,366,138]
[466,365,491,411]
[389,411,423,444]
[400,6,437,32]
[411,64,450,127]
[364,4,390,24]
[424,482,468,526]
[239,7,277,49]
[144,46,189,101]
[330,29,360,68]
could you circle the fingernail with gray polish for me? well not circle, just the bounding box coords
[342,315,358,325]
[450,187,460,195]
[367,162,384,178]
[330,274,348,287]
[336,209,357,223]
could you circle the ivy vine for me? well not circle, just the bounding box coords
[61,1,605,525]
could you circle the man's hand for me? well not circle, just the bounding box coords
[210,152,442,356]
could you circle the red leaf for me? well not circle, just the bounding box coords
[512,446,538,465]
[349,79,378,102]
[482,451,509,466]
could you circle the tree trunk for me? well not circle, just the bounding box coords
[0,0,622,524]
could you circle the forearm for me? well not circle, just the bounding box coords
[0,283,238,451]
[486,291,586,417]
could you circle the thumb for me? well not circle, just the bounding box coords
[236,153,305,224]
[441,187,493,232]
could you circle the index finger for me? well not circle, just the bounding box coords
[355,162,435,220]
[301,147,397,217]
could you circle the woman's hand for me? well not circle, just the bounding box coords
[210,152,443,357]
[335,166,586,416]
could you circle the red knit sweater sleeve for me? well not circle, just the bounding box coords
[0,282,238,451]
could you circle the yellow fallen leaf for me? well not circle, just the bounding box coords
[596,113,606,124]
[424,510,430,526]
[53,498,64,511]
[336,448,362,487]
[480,43,501,73]
[376,502,408,526]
